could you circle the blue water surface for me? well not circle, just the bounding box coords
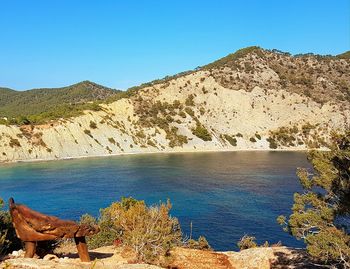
[0,151,309,250]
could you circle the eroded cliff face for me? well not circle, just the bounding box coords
[0,69,348,163]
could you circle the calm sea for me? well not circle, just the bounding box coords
[0,151,309,251]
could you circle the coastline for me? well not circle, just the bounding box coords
[0,147,312,166]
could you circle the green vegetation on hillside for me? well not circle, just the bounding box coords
[203,46,263,69]
[337,51,350,59]
[1,47,349,126]
[192,123,212,141]
[0,81,123,125]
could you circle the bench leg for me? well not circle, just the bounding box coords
[74,236,90,262]
[24,241,36,258]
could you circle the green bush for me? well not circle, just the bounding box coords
[185,95,195,106]
[135,130,146,139]
[204,46,262,69]
[267,137,278,149]
[80,197,182,264]
[192,124,212,141]
[111,197,182,263]
[9,138,21,148]
[108,137,116,144]
[237,235,257,250]
[79,212,117,250]
[186,236,212,250]
[184,107,195,117]
[224,135,237,146]
[249,137,257,143]
[89,121,97,129]
[84,129,92,137]
[179,111,186,118]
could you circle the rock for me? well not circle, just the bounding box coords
[169,247,234,269]
[9,249,24,258]
[11,251,19,257]
[225,246,318,269]
[43,254,59,261]
[225,247,275,269]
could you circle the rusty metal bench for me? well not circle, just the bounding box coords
[9,198,100,262]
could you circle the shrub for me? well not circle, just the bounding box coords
[84,129,92,137]
[165,115,173,123]
[249,137,257,143]
[185,94,195,106]
[9,138,21,148]
[147,139,156,147]
[173,100,181,109]
[108,137,116,144]
[135,130,146,139]
[89,121,97,129]
[224,135,237,146]
[192,124,212,141]
[81,197,182,264]
[179,111,186,118]
[237,235,258,250]
[184,107,195,117]
[16,116,31,125]
[79,211,118,250]
[186,236,212,250]
[255,133,261,140]
[108,197,182,263]
[267,137,278,149]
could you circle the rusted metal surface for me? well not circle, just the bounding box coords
[9,198,99,262]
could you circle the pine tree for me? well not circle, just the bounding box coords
[278,131,350,268]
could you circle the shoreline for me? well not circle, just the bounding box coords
[0,147,313,166]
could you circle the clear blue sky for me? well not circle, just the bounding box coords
[0,0,349,90]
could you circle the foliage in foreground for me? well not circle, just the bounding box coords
[80,197,183,264]
[237,235,258,250]
[278,131,350,268]
[236,235,281,250]
[186,236,211,250]
[0,198,21,255]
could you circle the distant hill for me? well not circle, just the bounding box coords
[0,81,122,123]
[337,51,350,59]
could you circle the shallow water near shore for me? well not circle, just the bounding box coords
[0,151,309,251]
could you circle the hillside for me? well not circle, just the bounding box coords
[0,47,349,162]
[0,81,122,124]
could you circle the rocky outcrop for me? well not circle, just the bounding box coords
[1,246,319,269]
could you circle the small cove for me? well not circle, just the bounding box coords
[0,151,309,250]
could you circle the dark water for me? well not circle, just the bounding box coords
[0,151,309,251]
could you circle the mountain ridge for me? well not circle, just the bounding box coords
[0,46,349,162]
